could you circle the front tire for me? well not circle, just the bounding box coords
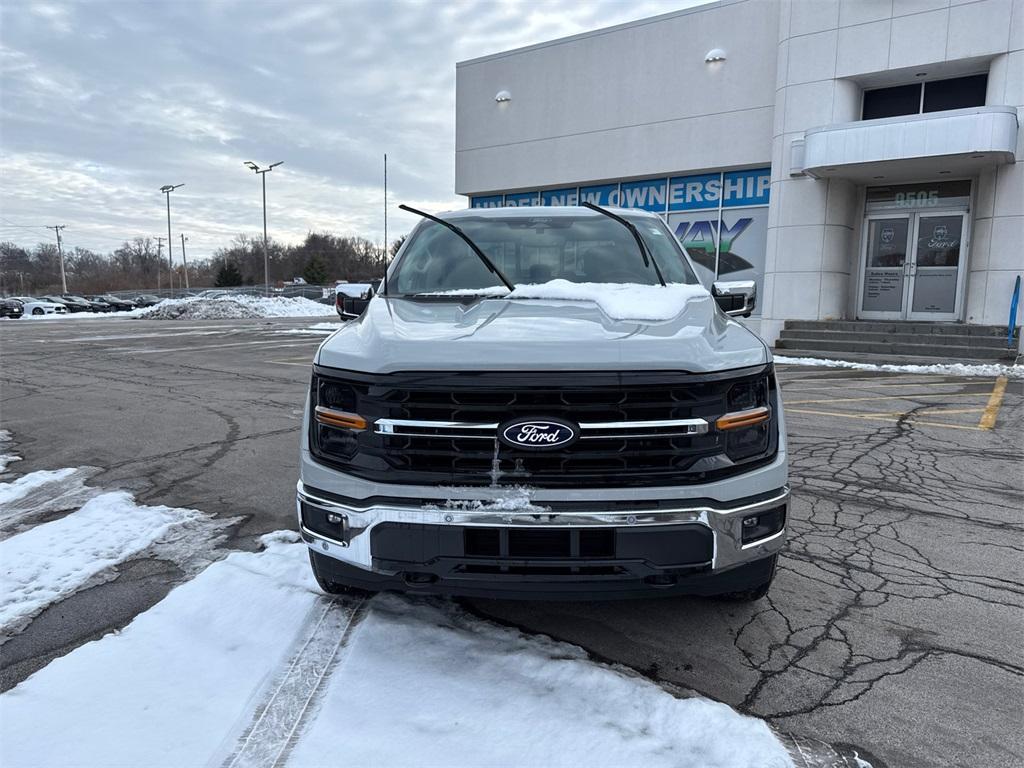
[307,551,373,597]
[32,307,43,315]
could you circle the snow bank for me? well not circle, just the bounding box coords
[775,355,1023,379]
[27,295,335,320]
[138,294,334,320]
[0,538,793,768]
[0,490,206,635]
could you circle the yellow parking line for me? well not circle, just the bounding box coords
[786,392,990,405]
[785,407,985,431]
[979,376,1008,430]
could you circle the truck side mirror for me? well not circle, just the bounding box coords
[712,280,756,318]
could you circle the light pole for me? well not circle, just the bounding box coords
[160,184,184,294]
[244,161,283,296]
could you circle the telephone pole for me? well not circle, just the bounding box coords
[155,237,165,292]
[180,234,190,291]
[46,225,67,293]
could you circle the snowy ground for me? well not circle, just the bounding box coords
[0,463,794,768]
[774,354,1023,379]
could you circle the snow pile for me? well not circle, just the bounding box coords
[139,294,334,320]
[0,490,208,636]
[0,537,793,768]
[775,355,1024,379]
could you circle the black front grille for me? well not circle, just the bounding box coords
[310,366,778,487]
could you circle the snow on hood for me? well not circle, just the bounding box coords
[508,279,710,322]
[317,282,768,374]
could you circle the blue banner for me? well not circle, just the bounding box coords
[540,187,578,206]
[469,167,770,211]
[504,191,539,207]
[668,173,721,211]
[620,179,667,212]
[722,168,770,207]
[470,195,503,209]
[577,184,620,206]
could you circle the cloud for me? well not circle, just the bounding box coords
[0,0,701,261]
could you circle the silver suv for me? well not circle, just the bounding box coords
[298,205,787,600]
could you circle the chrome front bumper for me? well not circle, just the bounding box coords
[297,481,788,575]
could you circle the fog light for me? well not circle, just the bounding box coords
[326,513,344,525]
[741,505,786,544]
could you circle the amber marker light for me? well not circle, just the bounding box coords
[716,407,770,431]
[314,407,368,431]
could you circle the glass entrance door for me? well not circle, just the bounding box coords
[860,215,912,319]
[859,181,971,322]
[859,211,969,321]
[906,213,967,321]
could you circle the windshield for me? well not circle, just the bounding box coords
[390,213,698,296]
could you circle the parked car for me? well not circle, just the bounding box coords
[334,282,375,319]
[11,297,67,315]
[87,294,136,312]
[61,294,107,312]
[133,294,162,308]
[0,298,24,319]
[299,205,784,602]
[42,295,90,313]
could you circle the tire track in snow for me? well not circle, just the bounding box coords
[221,596,368,768]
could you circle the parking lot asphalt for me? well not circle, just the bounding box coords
[2,316,1021,768]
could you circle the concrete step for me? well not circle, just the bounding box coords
[783,320,1019,339]
[774,337,1016,360]
[778,328,1014,349]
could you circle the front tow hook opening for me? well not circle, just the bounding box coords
[643,574,678,588]
[403,572,439,587]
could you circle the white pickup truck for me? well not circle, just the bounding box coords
[298,205,787,600]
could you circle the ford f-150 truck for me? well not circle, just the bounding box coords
[298,204,787,600]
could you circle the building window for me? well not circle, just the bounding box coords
[861,74,988,120]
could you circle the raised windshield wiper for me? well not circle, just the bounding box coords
[580,202,667,286]
[398,204,515,292]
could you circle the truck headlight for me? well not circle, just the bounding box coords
[718,375,773,462]
[311,375,365,460]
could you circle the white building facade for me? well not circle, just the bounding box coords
[454,0,1022,344]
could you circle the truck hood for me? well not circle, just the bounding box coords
[316,294,768,373]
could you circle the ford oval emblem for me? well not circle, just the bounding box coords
[498,417,579,450]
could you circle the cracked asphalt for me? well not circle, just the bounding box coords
[2,316,1021,768]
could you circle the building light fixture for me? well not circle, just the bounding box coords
[494,90,512,103]
[705,48,727,63]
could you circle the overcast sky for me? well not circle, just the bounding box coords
[0,0,701,262]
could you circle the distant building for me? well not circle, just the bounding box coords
[455,0,1022,343]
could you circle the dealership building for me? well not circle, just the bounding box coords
[454,0,1022,347]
